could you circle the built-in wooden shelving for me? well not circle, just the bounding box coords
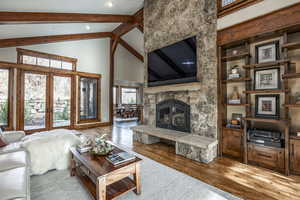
[243,60,290,69]
[221,52,250,62]
[243,117,288,124]
[282,73,300,79]
[285,104,300,108]
[243,89,289,94]
[282,42,300,50]
[222,77,251,84]
[226,104,250,107]
[222,127,244,132]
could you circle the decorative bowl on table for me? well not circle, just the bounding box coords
[90,134,114,156]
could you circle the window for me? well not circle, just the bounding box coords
[222,0,236,7]
[113,86,117,105]
[17,48,77,71]
[218,0,262,17]
[79,76,100,122]
[121,87,138,105]
[0,68,13,129]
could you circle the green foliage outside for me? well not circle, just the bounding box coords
[0,101,8,125]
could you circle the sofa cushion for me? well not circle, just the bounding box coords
[0,142,23,155]
[0,151,27,172]
[0,167,27,200]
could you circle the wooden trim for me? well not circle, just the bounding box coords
[118,38,144,62]
[218,3,300,45]
[0,12,134,24]
[74,122,111,130]
[0,32,113,48]
[218,0,263,18]
[0,61,101,78]
[77,75,101,124]
[17,48,77,63]
[109,39,116,125]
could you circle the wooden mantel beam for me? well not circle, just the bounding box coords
[0,32,113,48]
[0,12,134,24]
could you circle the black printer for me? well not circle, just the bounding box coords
[247,128,284,148]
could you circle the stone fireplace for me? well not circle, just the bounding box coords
[156,99,190,133]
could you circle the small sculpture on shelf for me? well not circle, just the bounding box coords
[228,86,241,104]
[226,113,243,129]
[228,65,240,80]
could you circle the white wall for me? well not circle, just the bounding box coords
[0,38,111,122]
[218,0,300,30]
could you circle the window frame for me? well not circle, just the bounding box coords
[120,86,139,105]
[17,48,77,71]
[0,66,14,130]
[218,0,263,18]
[77,75,101,124]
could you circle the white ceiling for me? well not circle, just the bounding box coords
[0,0,144,53]
[0,0,144,14]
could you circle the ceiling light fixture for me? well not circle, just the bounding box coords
[85,25,91,30]
[105,1,114,8]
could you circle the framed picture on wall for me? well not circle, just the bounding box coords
[254,68,280,90]
[255,94,280,119]
[255,41,279,64]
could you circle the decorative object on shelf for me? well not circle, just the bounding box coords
[254,68,280,90]
[90,134,114,156]
[226,113,243,129]
[255,41,279,63]
[295,92,300,105]
[293,60,300,73]
[228,86,241,104]
[255,94,280,119]
[296,131,300,137]
[247,128,283,148]
[228,65,241,80]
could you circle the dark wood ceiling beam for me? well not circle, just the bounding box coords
[0,32,113,48]
[148,68,162,79]
[154,50,185,76]
[119,38,143,62]
[0,12,134,24]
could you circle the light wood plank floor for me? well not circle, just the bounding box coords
[81,124,300,200]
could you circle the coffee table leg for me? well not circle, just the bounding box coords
[97,177,106,200]
[134,162,141,195]
[70,155,75,177]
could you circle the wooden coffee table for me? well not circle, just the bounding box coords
[70,145,142,200]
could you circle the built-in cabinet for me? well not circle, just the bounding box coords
[218,28,300,175]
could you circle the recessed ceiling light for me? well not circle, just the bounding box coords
[105,1,114,8]
[85,25,91,30]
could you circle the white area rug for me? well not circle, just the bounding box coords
[31,150,241,200]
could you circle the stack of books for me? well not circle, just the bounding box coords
[228,73,240,80]
[77,146,92,153]
[228,99,241,104]
[106,152,136,166]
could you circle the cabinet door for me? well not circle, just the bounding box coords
[290,139,300,174]
[222,129,242,159]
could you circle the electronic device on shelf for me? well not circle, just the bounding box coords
[247,128,284,148]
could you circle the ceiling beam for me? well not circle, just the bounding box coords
[0,12,134,24]
[154,50,185,76]
[0,32,113,48]
[112,8,143,37]
[119,38,143,62]
[148,68,162,79]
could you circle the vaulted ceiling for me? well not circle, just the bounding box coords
[0,0,144,54]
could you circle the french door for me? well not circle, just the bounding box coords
[19,70,74,132]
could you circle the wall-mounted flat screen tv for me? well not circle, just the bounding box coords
[148,36,197,87]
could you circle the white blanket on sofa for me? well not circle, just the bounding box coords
[21,129,80,175]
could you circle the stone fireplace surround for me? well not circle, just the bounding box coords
[132,0,219,164]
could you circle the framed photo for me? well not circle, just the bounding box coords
[255,95,280,119]
[254,68,280,90]
[255,41,279,64]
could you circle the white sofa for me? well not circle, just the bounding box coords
[0,131,30,200]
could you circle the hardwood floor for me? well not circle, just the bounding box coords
[81,123,300,200]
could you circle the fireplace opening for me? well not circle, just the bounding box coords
[156,99,190,133]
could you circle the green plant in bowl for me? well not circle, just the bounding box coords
[90,134,114,156]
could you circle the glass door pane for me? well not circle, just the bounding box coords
[24,73,47,130]
[53,76,71,127]
[0,69,9,126]
[80,77,98,120]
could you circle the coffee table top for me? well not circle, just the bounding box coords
[70,144,142,178]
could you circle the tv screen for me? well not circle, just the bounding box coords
[148,36,197,87]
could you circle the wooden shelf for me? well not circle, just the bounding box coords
[222,127,244,132]
[243,117,288,124]
[282,42,300,50]
[226,103,250,107]
[282,73,300,79]
[243,89,289,94]
[222,77,251,84]
[285,104,300,108]
[243,60,290,69]
[221,52,250,62]
[290,133,300,140]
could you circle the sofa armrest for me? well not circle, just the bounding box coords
[2,131,25,144]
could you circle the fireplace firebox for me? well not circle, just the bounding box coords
[156,99,190,133]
